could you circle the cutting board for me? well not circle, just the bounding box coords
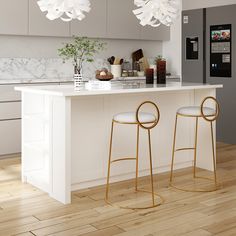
[139,57,150,73]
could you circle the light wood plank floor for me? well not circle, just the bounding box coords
[0,143,236,236]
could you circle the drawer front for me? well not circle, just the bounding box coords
[0,119,21,156]
[0,101,21,120]
[0,85,21,101]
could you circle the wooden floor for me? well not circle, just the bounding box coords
[0,143,236,236]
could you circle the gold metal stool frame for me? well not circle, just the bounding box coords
[105,101,164,209]
[169,96,220,192]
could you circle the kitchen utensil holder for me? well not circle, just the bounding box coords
[111,65,122,78]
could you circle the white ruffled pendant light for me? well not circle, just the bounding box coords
[133,0,180,27]
[37,0,91,22]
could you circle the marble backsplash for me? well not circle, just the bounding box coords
[0,58,110,80]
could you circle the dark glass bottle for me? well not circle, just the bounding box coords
[146,68,154,84]
[156,60,166,84]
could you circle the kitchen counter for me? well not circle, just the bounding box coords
[16,82,222,204]
[16,81,222,96]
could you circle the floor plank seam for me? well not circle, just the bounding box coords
[29,231,37,236]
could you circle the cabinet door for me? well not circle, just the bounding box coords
[107,0,140,39]
[29,0,70,37]
[140,25,170,41]
[0,0,28,35]
[0,102,21,120]
[70,0,106,38]
[0,85,21,101]
[0,120,21,156]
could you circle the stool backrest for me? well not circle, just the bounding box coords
[201,96,220,122]
[136,101,160,129]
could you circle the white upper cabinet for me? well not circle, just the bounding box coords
[29,0,70,37]
[140,25,170,41]
[70,0,106,38]
[0,0,170,40]
[107,0,140,39]
[0,0,28,35]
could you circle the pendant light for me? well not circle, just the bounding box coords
[133,0,180,27]
[37,0,91,22]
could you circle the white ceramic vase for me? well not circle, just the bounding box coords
[74,73,83,90]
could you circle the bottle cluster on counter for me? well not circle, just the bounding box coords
[98,49,167,84]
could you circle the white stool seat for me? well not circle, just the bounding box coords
[113,112,156,124]
[177,106,216,117]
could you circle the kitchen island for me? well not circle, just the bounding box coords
[16,81,222,204]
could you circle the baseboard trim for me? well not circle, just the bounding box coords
[0,153,21,159]
[71,160,193,191]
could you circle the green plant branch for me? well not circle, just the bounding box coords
[58,36,106,75]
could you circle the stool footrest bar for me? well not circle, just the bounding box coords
[111,157,136,163]
[175,147,195,152]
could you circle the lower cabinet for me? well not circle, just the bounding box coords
[0,82,71,157]
[0,101,21,156]
[0,119,21,156]
[0,85,21,157]
[0,101,21,120]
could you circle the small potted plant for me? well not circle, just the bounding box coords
[58,36,106,88]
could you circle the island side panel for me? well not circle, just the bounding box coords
[70,90,194,190]
[51,96,72,204]
[21,92,72,204]
[21,92,26,183]
[21,92,52,193]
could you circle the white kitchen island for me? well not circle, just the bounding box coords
[16,81,222,204]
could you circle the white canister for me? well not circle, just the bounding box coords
[110,65,122,78]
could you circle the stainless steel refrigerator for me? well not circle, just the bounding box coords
[182,4,236,144]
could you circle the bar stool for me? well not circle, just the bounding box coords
[169,96,220,192]
[105,101,164,209]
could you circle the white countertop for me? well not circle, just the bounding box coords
[15,81,223,97]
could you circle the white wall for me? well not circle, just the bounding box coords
[162,0,182,76]
[162,11,182,76]
[0,35,162,60]
[162,0,236,77]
